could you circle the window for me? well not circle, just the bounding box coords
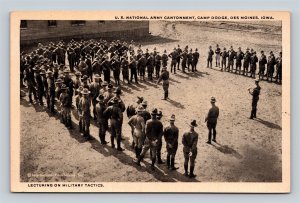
[71,20,86,26]
[99,21,105,24]
[20,20,27,29]
[48,20,57,27]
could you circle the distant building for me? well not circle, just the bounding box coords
[20,20,149,45]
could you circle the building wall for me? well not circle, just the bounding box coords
[20,20,149,45]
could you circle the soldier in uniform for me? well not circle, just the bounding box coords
[96,94,109,145]
[258,51,267,80]
[215,44,221,67]
[120,57,130,84]
[103,97,124,151]
[182,120,199,178]
[220,48,228,71]
[103,84,114,105]
[168,48,178,74]
[78,88,92,140]
[77,56,88,77]
[157,66,170,100]
[129,56,138,83]
[161,50,168,68]
[176,45,182,70]
[250,51,258,78]
[59,84,73,128]
[267,51,276,82]
[63,68,74,106]
[248,79,261,119]
[155,111,164,164]
[111,55,121,86]
[155,52,162,78]
[73,71,82,95]
[46,70,56,113]
[205,97,219,144]
[180,50,188,73]
[187,49,194,72]
[235,47,244,74]
[275,52,282,84]
[207,46,214,68]
[243,48,251,76]
[101,56,111,83]
[34,67,45,106]
[75,86,84,132]
[128,105,145,158]
[164,114,179,170]
[134,108,164,171]
[89,74,101,120]
[24,65,37,103]
[192,48,200,72]
[227,46,235,72]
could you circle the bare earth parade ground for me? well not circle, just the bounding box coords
[20,21,282,182]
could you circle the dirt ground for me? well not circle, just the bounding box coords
[20,21,282,182]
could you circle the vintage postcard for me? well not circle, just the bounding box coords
[10,11,290,193]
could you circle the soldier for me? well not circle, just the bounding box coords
[67,47,76,72]
[77,56,88,76]
[89,74,101,120]
[168,48,178,74]
[140,101,151,123]
[157,66,170,100]
[40,69,48,104]
[187,49,194,72]
[182,120,199,178]
[24,65,37,103]
[192,48,200,72]
[34,67,45,106]
[155,111,164,164]
[258,51,267,80]
[220,48,228,71]
[85,54,93,82]
[181,49,188,73]
[103,97,124,151]
[46,70,56,114]
[243,48,251,76]
[155,52,162,78]
[111,55,121,86]
[59,84,73,129]
[129,56,138,83]
[99,81,108,95]
[73,71,82,94]
[101,56,111,83]
[147,53,155,80]
[78,88,92,140]
[63,68,74,106]
[164,114,179,170]
[267,51,276,82]
[248,79,261,119]
[205,97,219,144]
[207,46,214,68]
[235,47,244,74]
[103,84,114,105]
[75,86,84,132]
[176,45,182,70]
[275,52,282,84]
[227,46,235,72]
[120,57,130,84]
[134,108,164,171]
[92,56,102,78]
[128,105,145,158]
[81,75,90,90]
[161,50,168,68]
[126,96,144,119]
[250,51,258,78]
[137,54,147,81]
[96,94,109,145]
[215,44,221,67]
[55,78,63,100]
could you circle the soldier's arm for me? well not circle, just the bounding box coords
[192,134,198,152]
[182,133,187,146]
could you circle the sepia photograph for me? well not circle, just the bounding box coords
[10,11,290,192]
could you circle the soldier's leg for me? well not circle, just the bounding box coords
[207,125,212,144]
[166,151,171,169]
[110,123,116,148]
[189,155,197,178]
[116,125,124,151]
[134,141,150,166]
[156,139,164,164]
[183,151,189,176]
[150,145,157,170]
[212,124,217,142]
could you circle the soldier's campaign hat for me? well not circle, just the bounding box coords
[61,84,68,90]
[64,68,71,73]
[96,94,104,102]
[81,88,91,95]
[141,100,148,106]
[107,84,113,90]
[151,108,158,115]
[136,105,144,112]
[246,47,250,51]
[76,86,84,93]
[164,50,167,53]
[46,70,53,75]
[75,71,82,76]
[270,51,273,54]
[211,97,216,103]
[112,96,119,104]
[209,46,212,48]
[170,114,176,121]
[189,120,198,127]
[154,47,157,51]
[162,66,167,70]
[102,81,108,86]
[32,66,40,71]
[55,79,63,84]
[82,75,89,81]
[223,47,226,50]
[261,50,264,53]
[137,96,144,101]
[40,69,46,75]
[114,87,122,95]
[238,47,241,50]
[94,74,101,79]
[195,48,198,51]
[255,78,260,83]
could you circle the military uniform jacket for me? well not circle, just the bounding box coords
[243,52,251,64]
[161,54,168,63]
[89,82,101,100]
[267,55,276,67]
[259,55,267,67]
[182,131,198,153]
[59,92,70,107]
[252,86,261,101]
[193,52,200,62]
[164,125,179,148]
[235,51,244,64]
[215,48,221,55]
[168,51,178,61]
[207,50,214,59]
[78,97,91,117]
[228,50,236,61]
[250,55,258,67]
[145,119,163,141]
[103,105,122,121]
[206,105,219,124]
[96,102,106,123]
[138,57,147,67]
[128,114,145,131]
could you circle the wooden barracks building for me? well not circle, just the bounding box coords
[20,20,150,45]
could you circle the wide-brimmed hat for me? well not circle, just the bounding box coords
[81,88,90,95]
[82,75,89,81]
[211,97,216,103]
[136,105,144,112]
[94,74,101,79]
[63,68,71,73]
[137,96,144,101]
[107,84,113,90]
[114,87,122,95]
[157,111,163,118]
[61,84,68,90]
[55,79,63,84]
[40,69,46,75]
[76,86,84,93]
[189,120,198,127]
[102,81,108,86]
[170,114,175,121]
[96,94,104,102]
[151,108,158,115]
[75,71,82,76]
[112,96,119,104]
[255,78,260,83]
[141,100,148,106]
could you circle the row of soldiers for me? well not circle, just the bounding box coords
[206,44,282,83]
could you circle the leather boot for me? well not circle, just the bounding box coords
[189,166,197,178]
[151,158,156,171]
[171,158,179,170]
[111,137,115,148]
[157,153,164,164]
[167,155,171,169]
[184,164,189,176]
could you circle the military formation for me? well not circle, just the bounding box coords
[207,44,282,84]
[20,38,278,179]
